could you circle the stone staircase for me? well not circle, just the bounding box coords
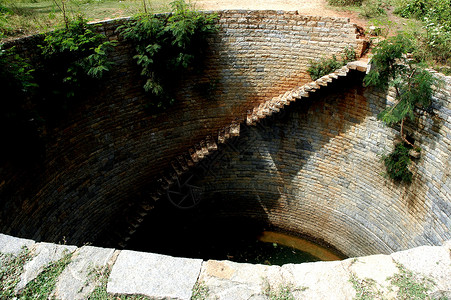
[110,61,369,248]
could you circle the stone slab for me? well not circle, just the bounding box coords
[391,245,451,294]
[199,260,284,300]
[348,254,398,298]
[51,245,115,300]
[282,260,355,300]
[0,234,35,256]
[107,250,203,300]
[15,242,78,292]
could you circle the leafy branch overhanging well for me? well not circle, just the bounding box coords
[119,0,218,110]
[364,34,439,183]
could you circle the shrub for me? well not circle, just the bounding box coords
[307,47,356,80]
[382,143,413,183]
[361,0,387,18]
[365,33,440,183]
[119,0,218,110]
[38,16,114,96]
[34,15,114,123]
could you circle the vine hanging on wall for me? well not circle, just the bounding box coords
[364,33,440,183]
[119,0,218,111]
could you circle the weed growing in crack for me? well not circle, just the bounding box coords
[191,280,210,300]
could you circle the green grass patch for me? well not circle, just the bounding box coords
[349,273,384,300]
[191,281,209,300]
[0,247,33,299]
[0,0,172,40]
[17,251,72,299]
[388,263,435,300]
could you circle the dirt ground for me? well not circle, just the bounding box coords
[194,0,368,28]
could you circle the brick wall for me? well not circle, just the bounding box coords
[193,71,451,257]
[7,10,442,257]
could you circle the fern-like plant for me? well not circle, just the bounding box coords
[119,0,218,110]
[365,33,439,183]
[38,16,115,99]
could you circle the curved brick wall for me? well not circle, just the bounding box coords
[193,71,451,258]
[1,10,449,258]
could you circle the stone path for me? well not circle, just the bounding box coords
[1,233,450,299]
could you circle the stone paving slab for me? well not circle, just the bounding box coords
[199,260,284,300]
[282,260,355,300]
[14,242,78,292]
[107,250,203,300]
[391,244,451,297]
[0,233,35,255]
[51,245,115,300]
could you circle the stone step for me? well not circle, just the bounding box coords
[205,135,217,151]
[230,122,240,136]
[189,148,200,163]
[218,128,226,144]
[194,143,205,160]
[199,140,209,156]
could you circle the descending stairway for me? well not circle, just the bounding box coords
[110,61,369,248]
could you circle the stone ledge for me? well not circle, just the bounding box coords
[1,233,450,299]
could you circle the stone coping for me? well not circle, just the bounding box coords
[1,233,450,299]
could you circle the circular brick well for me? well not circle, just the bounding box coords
[0,11,449,259]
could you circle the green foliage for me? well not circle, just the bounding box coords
[389,263,435,299]
[38,15,114,99]
[191,281,209,300]
[119,0,218,110]
[18,251,72,299]
[349,273,383,300]
[394,0,451,65]
[265,284,296,300]
[361,0,387,18]
[382,142,414,183]
[308,47,356,80]
[327,0,363,6]
[364,34,435,126]
[0,247,32,299]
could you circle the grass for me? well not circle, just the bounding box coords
[17,250,73,299]
[0,247,32,299]
[191,281,210,300]
[350,263,440,300]
[388,263,435,300]
[349,273,384,300]
[0,0,173,40]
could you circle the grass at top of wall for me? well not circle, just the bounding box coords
[0,0,172,40]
